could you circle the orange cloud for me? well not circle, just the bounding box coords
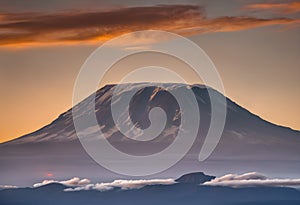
[0,4,299,47]
[245,2,300,14]
[187,16,299,34]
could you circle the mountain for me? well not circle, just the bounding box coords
[175,172,215,184]
[1,83,300,186]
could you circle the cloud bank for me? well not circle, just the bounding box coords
[204,172,300,188]
[2,173,300,191]
[0,4,299,47]
[64,178,176,192]
[32,177,175,192]
[33,177,91,187]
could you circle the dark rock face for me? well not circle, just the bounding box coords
[175,172,215,184]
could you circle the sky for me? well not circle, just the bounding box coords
[0,0,300,143]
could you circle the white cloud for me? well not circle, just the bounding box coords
[64,178,176,192]
[31,173,300,191]
[33,177,90,188]
[204,172,300,187]
[32,177,175,192]
[0,185,18,189]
